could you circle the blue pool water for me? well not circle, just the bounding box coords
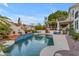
[5,34,54,56]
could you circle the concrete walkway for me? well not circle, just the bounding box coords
[53,34,69,50]
[40,34,70,56]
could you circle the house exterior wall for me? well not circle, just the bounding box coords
[10,25,25,35]
[5,19,25,35]
[69,5,79,33]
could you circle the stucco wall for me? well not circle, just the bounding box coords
[69,7,79,33]
[10,25,25,35]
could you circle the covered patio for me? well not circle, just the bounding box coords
[55,19,73,34]
[46,18,73,34]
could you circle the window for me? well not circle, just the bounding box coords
[75,11,78,19]
[75,20,78,29]
[72,10,74,17]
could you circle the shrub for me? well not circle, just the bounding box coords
[31,30,36,33]
[35,25,45,30]
[69,28,79,41]
[0,44,6,51]
[45,29,49,33]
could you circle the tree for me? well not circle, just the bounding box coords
[47,10,68,29]
[35,24,45,30]
[18,17,22,25]
[48,10,68,20]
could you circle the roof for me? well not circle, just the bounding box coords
[69,3,79,12]
[11,22,20,26]
[58,18,73,25]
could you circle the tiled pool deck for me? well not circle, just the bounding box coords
[54,35,79,56]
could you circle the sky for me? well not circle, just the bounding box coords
[0,3,74,25]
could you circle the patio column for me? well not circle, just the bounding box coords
[67,24,70,34]
[56,20,60,31]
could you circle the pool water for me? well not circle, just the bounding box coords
[5,34,54,56]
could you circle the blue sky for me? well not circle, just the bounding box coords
[0,3,74,25]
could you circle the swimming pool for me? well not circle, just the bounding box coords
[4,34,54,56]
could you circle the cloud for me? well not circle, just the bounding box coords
[0,8,44,25]
[13,14,44,25]
[0,9,8,15]
[3,3,8,7]
[50,8,57,13]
